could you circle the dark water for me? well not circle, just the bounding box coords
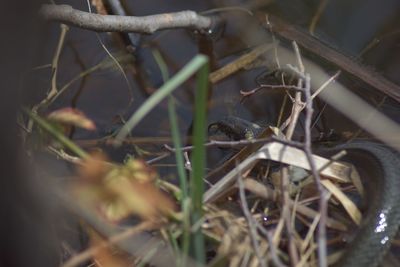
[22,0,400,176]
[25,0,400,140]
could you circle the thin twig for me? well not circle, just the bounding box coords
[164,136,304,153]
[40,4,212,34]
[278,69,339,132]
[86,0,134,110]
[278,41,306,267]
[255,224,287,267]
[308,0,329,35]
[47,24,69,102]
[311,70,340,99]
[33,23,69,112]
[294,67,328,267]
[237,172,267,267]
[240,84,303,97]
[47,147,82,164]
[104,0,142,49]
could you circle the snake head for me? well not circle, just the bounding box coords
[208,116,262,141]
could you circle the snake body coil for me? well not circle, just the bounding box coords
[322,142,400,267]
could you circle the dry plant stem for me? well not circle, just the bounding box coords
[308,0,329,35]
[259,30,400,151]
[278,70,338,132]
[300,71,328,267]
[237,174,267,267]
[86,1,134,110]
[48,147,82,164]
[280,168,299,266]
[243,179,346,231]
[256,224,287,267]
[40,4,212,34]
[50,61,102,103]
[284,42,305,139]
[209,43,275,83]
[77,136,174,146]
[300,214,321,254]
[147,153,171,164]
[277,93,289,127]
[156,136,303,166]
[285,91,303,139]
[279,82,304,133]
[62,221,156,267]
[240,84,303,96]
[165,136,304,153]
[284,60,329,266]
[279,42,305,267]
[104,0,142,48]
[32,23,69,114]
[48,24,69,102]
[311,70,340,99]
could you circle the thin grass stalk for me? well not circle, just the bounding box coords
[189,58,209,264]
[152,48,188,200]
[168,98,188,200]
[24,108,89,159]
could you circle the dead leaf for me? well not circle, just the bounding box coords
[47,107,96,130]
[102,173,176,221]
[78,151,110,183]
[73,156,176,223]
[88,228,132,267]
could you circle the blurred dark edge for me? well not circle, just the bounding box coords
[0,1,60,267]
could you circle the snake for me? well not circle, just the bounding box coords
[209,115,400,267]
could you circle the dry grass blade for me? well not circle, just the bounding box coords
[204,141,353,203]
[243,179,347,231]
[321,179,362,225]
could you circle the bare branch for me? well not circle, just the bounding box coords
[39,4,213,34]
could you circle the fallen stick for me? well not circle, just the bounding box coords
[268,15,400,103]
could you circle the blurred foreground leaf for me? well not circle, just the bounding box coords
[75,154,176,223]
[47,107,96,130]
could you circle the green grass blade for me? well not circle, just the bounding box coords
[168,98,188,200]
[189,57,209,264]
[152,48,188,201]
[24,108,89,159]
[115,55,208,143]
[152,49,169,82]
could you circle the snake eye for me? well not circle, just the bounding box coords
[208,123,220,136]
[244,129,255,140]
[208,123,231,141]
